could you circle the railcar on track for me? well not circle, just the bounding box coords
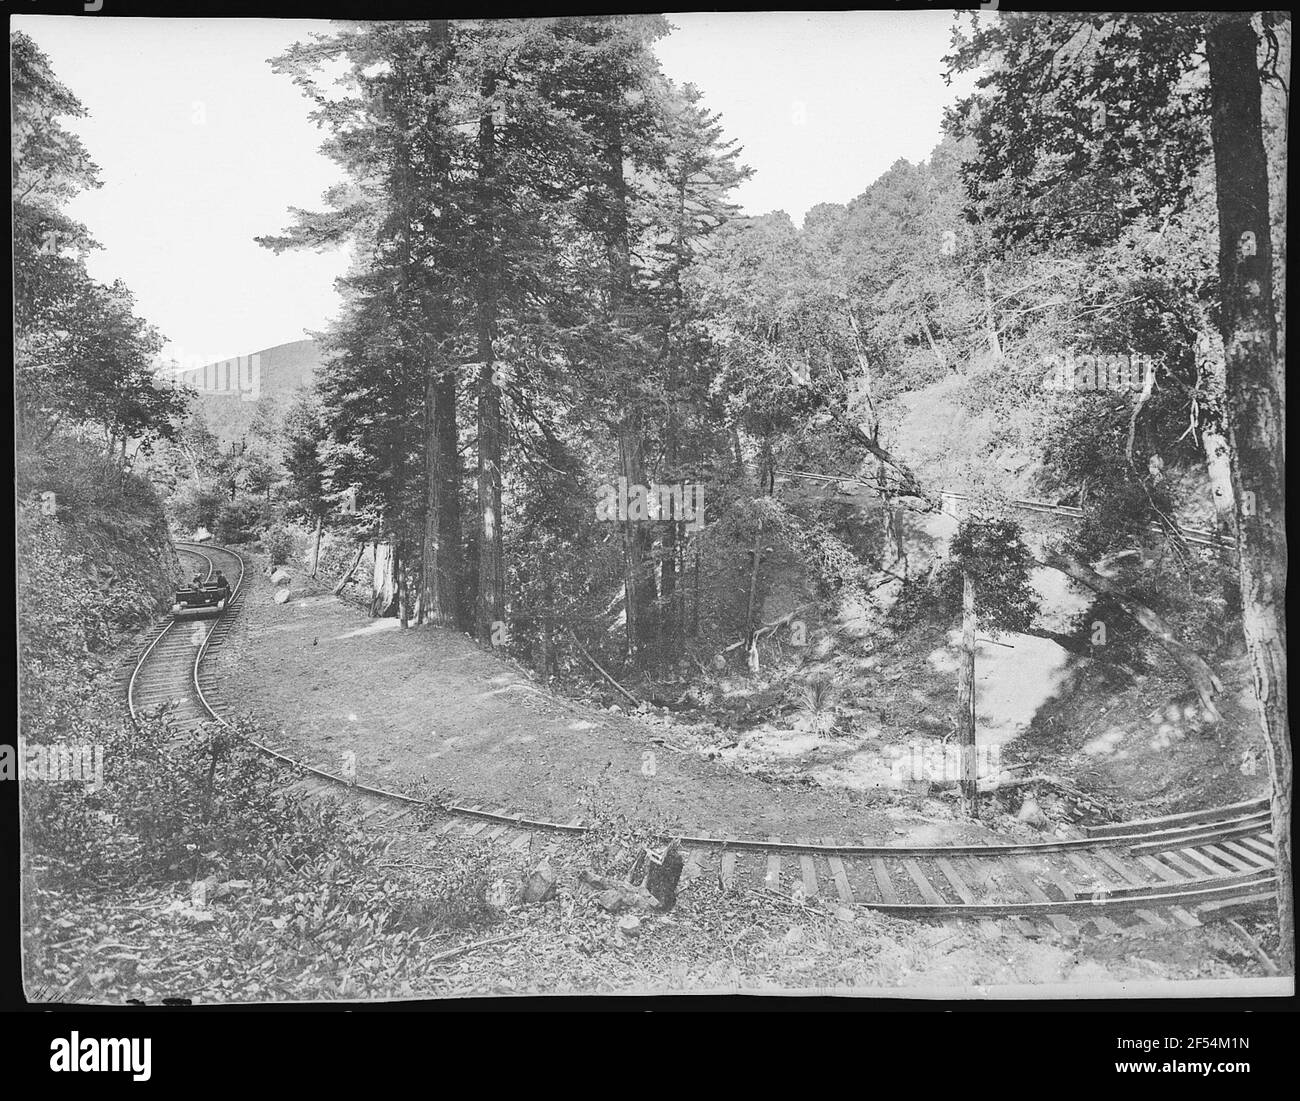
[171,577,231,616]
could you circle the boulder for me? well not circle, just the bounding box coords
[273,588,291,605]
[1017,794,1049,829]
[521,858,557,904]
[270,568,292,586]
[644,846,685,910]
[596,884,658,913]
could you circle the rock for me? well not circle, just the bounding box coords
[271,568,292,586]
[1017,795,1049,829]
[617,914,642,937]
[273,589,291,605]
[521,859,557,904]
[596,884,658,913]
[595,883,660,915]
[783,925,804,945]
[644,847,684,910]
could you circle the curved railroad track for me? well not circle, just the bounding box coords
[126,540,1277,935]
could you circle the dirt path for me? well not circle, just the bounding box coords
[208,564,1004,845]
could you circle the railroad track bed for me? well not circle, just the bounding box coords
[125,541,1278,938]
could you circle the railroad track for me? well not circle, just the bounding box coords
[126,541,1277,936]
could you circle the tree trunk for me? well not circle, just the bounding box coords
[982,264,1002,360]
[370,540,399,618]
[1195,325,1238,533]
[476,353,504,645]
[1207,13,1291,972]
[957,569,978,818]
[421,365,461,628]
[310,514,322,578]
[618,429,654,663]
[659,406,681,665]
[919,313,950,375]
[540,571,553,681]
[396,541,409,628]
[602,113,653,666]
[691,544,701,638]
[474,71,505,647]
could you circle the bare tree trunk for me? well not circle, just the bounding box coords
[474,71,505,648]
[957,569,978,818]
[539,571,553,681]
[1195,326,1238,533]
[982,265,1002,360]
[919,313,950,375]
[691,544,701,638]
[1207,13,1291,971]
[618,430,653,664]
[397,542,409,628]
[310,514,322,579]
[421,365,460,628]
[370,540,399,618]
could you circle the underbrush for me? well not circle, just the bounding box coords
[17,440,178,636]
[19,479,505,1000]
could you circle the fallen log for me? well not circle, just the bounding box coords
[568,632,640,706]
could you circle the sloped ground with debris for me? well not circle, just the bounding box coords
[24,803,1281,1005]
[208,566,1009,846]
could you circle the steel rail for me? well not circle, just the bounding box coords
[122,542,1276,922]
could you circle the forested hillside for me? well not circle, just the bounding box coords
[246,14,1290,960]
[13,12,1291,999]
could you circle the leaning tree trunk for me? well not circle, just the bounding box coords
[957,569,978,818]
[1207,13,1291,971]
[333,543,365,596]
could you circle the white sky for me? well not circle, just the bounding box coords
[13,12,978,366]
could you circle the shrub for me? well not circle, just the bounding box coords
[263,525,296,568]
[167,477,226,536]
[215,498,267,544]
